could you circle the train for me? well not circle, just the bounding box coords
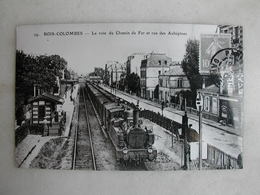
[86,82,157,164]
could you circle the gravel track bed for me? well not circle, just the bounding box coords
[84,88,120,170]
[73,87,95,170]
[85,85,149,171]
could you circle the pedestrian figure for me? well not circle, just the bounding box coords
[43,117,49,136]
[54,111,58,122]
[237,153,243,169]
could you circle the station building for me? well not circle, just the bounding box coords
[28,92,65,136]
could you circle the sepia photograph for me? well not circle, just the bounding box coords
[15,23,243,171]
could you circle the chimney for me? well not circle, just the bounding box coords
[34,84,37,97]
[202,77,206,89]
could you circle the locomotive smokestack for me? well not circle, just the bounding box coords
[133,105,139,127]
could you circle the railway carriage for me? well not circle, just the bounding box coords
[86,82,157,164]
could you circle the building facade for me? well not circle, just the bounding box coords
[197,85,220,122]
[106,61,126,88]
[198,25,243,131]
[126,53,146,76]
[140,53,171,99]
[158,64,190,103]
[217,25,243,48]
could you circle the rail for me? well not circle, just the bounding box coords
[71,95,80,170]
[82,87,97,170]
[72,86,97,170]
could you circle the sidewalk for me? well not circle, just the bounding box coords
[15,135,55,168]
[100,85,242,159]
[104,85,239,135]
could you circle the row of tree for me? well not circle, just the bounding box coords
[16,50,69,125]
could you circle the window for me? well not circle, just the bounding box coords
[235,26,239,38]
[141,69,147,78]
[160,91,163,100]
[159,60,161,65]
[204,96,210,112]
[212,97,218,114]
[53,85,59,94]
[158,71,161,75]
[159,78,163,87]
[165,60,167,65]
[177,79,183,88]
[146,90,150,99]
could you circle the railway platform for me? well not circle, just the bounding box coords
[61,84,79,137]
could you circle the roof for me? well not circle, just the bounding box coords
[199,85,219,94]
[161,65,186,76]
[141,53,172,68]
[28,93,64,104]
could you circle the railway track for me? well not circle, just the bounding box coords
[72,85,97,170]
[71,82,150,171]
[86,83,149,171]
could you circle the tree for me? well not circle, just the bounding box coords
[125,73,140,95]
[16,50,68,125]
[181,39,202,107]
[118,72,126,90]
[64,69,71,80]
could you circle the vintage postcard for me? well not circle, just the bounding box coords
[15,23,243,170]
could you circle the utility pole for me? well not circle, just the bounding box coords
[171,121,174,148]
[161,101,165,116]
[199,109,202,170]
[182,111,188,170]
[196,92,204,170]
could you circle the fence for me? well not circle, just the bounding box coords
[140,109,181,132]
[139,109,199,142]
[206,144,240,169]
[158,100,219,123]
[140,109,240,169]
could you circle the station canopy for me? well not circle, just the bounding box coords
[28,92,64,104]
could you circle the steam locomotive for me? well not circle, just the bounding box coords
[86,83,157,164]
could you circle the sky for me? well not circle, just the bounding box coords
[16,23,217,75]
